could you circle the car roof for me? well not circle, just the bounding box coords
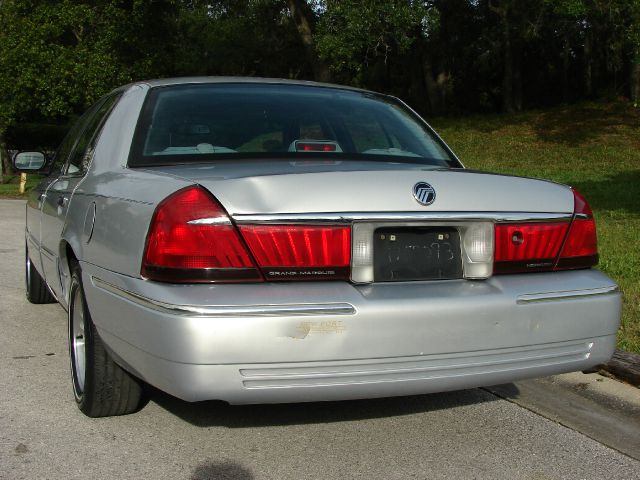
[130,76,373,94]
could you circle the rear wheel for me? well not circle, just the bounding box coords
[25,245,56,304]
[68,263,142,417]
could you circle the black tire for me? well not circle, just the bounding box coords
[68,263,142,417]
[25,245,56,304]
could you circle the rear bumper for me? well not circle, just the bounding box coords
[81,263,621,403]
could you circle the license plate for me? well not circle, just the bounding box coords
[373,227,463,282]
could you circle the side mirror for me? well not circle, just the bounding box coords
[13,151,46,171]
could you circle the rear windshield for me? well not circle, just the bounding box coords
[128,83,458,167]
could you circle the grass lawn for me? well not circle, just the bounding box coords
[0,174,43,197]
[432,101,640,354]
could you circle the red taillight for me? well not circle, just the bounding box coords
[493,188,598,274]
[142,187,352,283]
[494,223,569,273]
[142,186,262,283]
[556,189,598,269]
[239,225,351,281]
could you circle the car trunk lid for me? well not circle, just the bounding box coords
[139,160,575,215]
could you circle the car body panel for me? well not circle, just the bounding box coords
[81,262,619,402]
[39,176,84,299]
[139,162,575,216]
[91,84,148,172]
[99,333,616,404]
[25,176,57,276]
[82,264,619,365]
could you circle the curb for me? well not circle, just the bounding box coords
[598,350,640,388]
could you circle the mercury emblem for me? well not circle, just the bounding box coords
[413,182,436,206]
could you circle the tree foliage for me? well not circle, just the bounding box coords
[316,0,422,81]
[0,0,639,151]
[0,0,177,131]
[173,0,305,78]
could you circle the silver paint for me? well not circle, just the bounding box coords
[22,77,621,405]
[147,163,576,215]
[92,276,356,317]
[516,285,619,304]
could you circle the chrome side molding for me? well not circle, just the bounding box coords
[516,285,619,305]
[233,211,572,225]
[91,277,356,317]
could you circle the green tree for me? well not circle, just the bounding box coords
[173,0,306,79]
[316,0,422,86]
[0,0,176,125]
[1,0,639,171]
[0,0,177,177]
[286,0,332,81]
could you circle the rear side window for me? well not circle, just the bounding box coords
[129,84,458,168]
[65,93,122,175]
[51,108,96,173]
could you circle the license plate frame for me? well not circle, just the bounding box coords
[373,227,463,282]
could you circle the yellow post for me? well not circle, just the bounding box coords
[19,173,27,194]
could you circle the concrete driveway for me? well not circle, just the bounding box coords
[1,199,639,480]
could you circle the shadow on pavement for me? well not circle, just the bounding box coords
[148,387,499,428]
[191,460,254,480]
[484,383,520,398]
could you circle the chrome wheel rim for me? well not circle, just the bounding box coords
[71,288,86,393]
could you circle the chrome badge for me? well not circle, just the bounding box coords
[413,182,436,206]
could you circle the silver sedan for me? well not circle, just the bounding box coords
[14,78,621,417]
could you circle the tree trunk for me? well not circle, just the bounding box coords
[584,30,593,97]
[513,47,522,111]
[436,71,449,112]
[632,56,640,107]
[408,51,429,114]
[501,14,515,113]
[0,136,11,184]
[562,35,570,102]
[422,56,444,115]
[285,0,331,83]
[489,1,515,113]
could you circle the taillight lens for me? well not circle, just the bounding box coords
[142,186,352,283]
[556,189,598,269]
[239,225,351,281]
[493,188,598,274]
[494,223,569,273]
[142,186,262,283]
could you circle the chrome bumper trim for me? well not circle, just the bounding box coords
[516,285,619,304]
[232,211,572,225]
[91,277,356,317]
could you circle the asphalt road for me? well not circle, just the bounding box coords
[1,198,639,480]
